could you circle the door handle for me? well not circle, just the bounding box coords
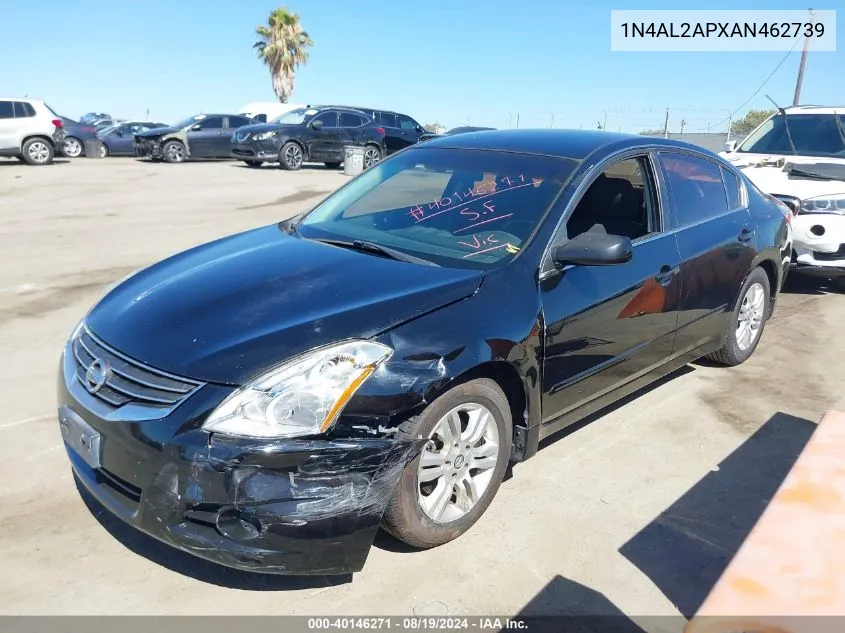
[654,264,679,286]
[738,227,755,243]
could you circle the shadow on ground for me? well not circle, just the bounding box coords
[619,411,815,617]
[508,574,685,633]
[781,273,842,296]
[74,476,352,590]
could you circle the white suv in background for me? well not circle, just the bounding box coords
[0,98,66,165]
[721,106,845,289]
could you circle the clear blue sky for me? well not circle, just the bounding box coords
[2,0,842,133]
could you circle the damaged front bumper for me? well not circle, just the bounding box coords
[791,212,845,277]
[57,346,424,575]
[135,138,163,159]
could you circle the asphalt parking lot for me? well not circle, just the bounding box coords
[1,157,844,620]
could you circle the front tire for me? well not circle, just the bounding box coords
[708,267,770,366]
[382,378,512,549]
[63,137,83,158]
[162,140,186,163]
[279,141,303,170]
[21,138,54,165]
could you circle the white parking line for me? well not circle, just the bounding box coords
[0,414,52,431]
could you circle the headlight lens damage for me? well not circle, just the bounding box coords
[202,340,393,438]
[800,193,845,214]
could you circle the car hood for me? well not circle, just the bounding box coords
[135,126,179,138]
[233,123,297,136]
[728,157,845,199]
[85,225,484,384]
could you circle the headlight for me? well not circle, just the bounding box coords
[800,193,845,215]
[253,130,278,141]
[202,340,393,438]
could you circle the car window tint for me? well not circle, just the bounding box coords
[566,156,658,241]
[312,111,338,128]
[227,116,251,129]
[18,102,36,117]
[739,114,845,158]
[721,166,743,210]
[398,115,418,130]
[193,116,224,130]
[659,153,729,227]
[0,102,13,119]
[378,112,398,128]
[340,112,365,127]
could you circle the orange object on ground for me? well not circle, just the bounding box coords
[685,410,845,633]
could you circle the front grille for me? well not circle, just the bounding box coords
[813,245,845,261]
[72,325,201,410]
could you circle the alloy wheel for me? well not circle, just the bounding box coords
[417,403,499,523]
[284,144,302,168]
[28,141,51,164]
[364,147,380,169]
[166,143,185,162]
[736,281,765,351]
[63,138,83,158]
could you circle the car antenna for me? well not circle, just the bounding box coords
[765,94,797,155]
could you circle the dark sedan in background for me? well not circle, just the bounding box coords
[58,130,790,576]
[135,113,253,162]
[97,121,167,157]
[231,105,387,170]
[417,126,497,144]
[57,117,98,158]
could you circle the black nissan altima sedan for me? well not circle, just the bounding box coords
[58,129,792,575]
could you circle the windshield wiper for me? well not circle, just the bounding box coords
[311,238,439,266]
[278,213,304,235]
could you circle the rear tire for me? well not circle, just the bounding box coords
[382,378,512,549]
[363,145,382,169]
[324,161,341,169]
[62,137,83,158]
[21,138,54,165]
[708,267,770,366]
[99,144,109,158]
[162,140,186,163]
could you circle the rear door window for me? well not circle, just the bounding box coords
[378,112,398,128]
[0,102,13,119]
[659,152,729,228]
[720,166,746,210]
[340,112,366,127]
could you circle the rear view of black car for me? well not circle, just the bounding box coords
[231,106,386,170]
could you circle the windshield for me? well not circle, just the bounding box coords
[272,108,316,125]
[172,115,204,129]
[739,113,845,158]
[298,147,576,269]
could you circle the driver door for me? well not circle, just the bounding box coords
[540,153,682,427]
[186,116,225,157]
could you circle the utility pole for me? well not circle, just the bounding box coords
[793,9,815,106]
[662,108,670,139]
[550,112,555,128]
[516,113,520,129]
[680,119,687,134]
[602,110,608,130]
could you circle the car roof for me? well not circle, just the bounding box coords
[418,128,714,160]
[782,105,845,115]
[0,97,44,104]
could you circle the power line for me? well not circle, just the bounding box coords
[712,37,802,129]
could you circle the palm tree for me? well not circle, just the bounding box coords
[253,6,313,103]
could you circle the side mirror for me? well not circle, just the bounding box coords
[310,119,323,130]
[723,140,737,152]
[553,231,632,267]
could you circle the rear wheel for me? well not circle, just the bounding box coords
[162,140,186,163]
[363,145,382,169]
[62,137,83,158]
[708,267,770,366]
[99,144,109,158]
[279,142,303,170]
[324,161,341,169]
[382,378,512,549]
[21,138,54,165]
